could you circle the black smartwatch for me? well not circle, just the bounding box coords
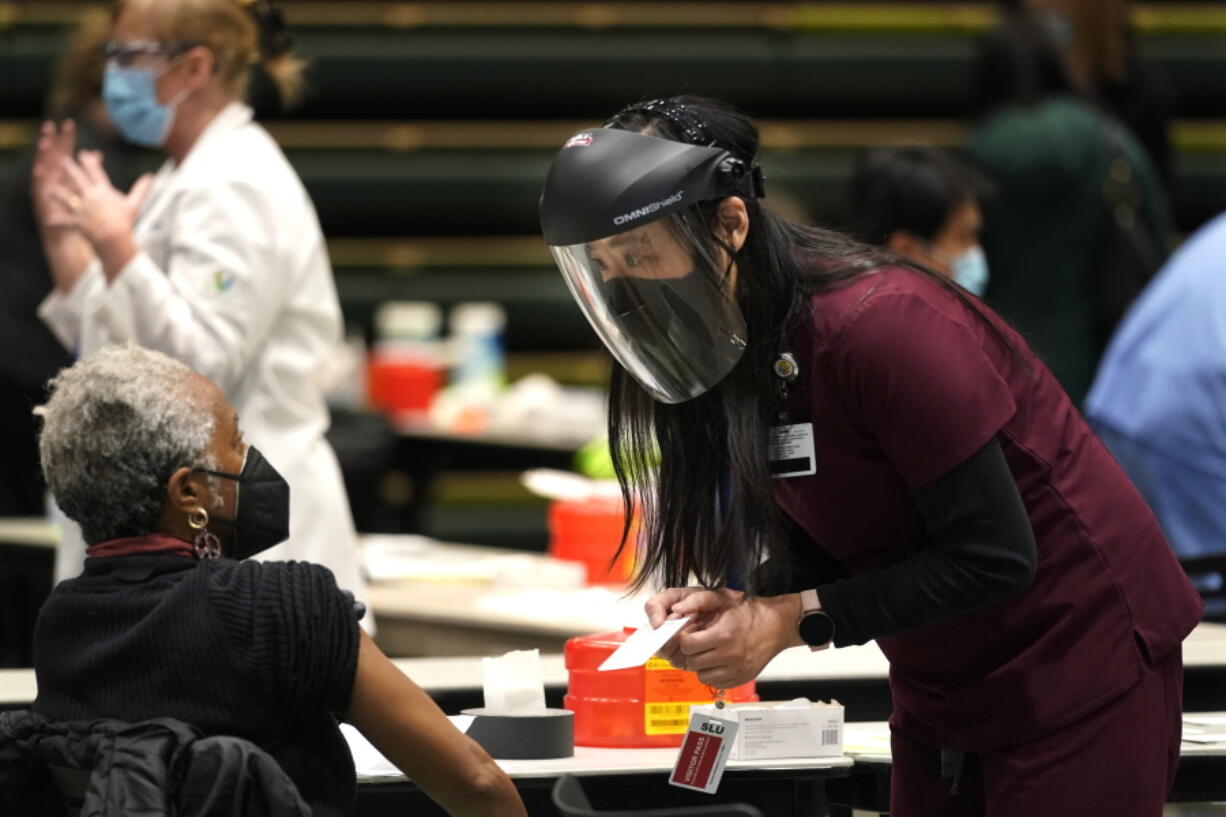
[798,589,835,651]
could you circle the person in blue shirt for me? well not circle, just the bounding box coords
[1085,213,1226,598]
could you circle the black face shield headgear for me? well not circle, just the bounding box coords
[539,128,765,403]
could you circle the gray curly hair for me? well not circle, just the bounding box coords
[36,345,218,545]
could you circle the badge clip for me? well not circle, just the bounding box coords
[772,352,799,423]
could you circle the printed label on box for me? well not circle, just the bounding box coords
[691,700,844,760]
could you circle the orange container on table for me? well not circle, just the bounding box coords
[564,628,758,748]
[548,497,636,585]
[367,348,444,418]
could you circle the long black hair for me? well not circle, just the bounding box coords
[604,97,878,594]
[603,96,1023,595]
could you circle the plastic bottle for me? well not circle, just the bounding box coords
[448,301,506,397]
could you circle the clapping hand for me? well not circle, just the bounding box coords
[40,141,153,280]
[31,120,78,234]
[45,150,153,250]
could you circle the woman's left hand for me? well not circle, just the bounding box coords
[667,591,804,688]
[47,151,153,279]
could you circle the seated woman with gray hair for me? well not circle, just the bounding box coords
[32,345,527,817]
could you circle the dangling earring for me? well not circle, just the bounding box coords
[188,508,222,560]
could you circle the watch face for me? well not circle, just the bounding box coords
[799,611,835,647]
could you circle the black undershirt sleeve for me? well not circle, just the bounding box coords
[753,518,850,597]
[814,437,1037,648]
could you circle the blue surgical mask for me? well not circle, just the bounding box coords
[952,245,990,297]
[103,64,178,148]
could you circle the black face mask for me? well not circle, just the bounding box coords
[195,446,290,559]
[601,262,734,395]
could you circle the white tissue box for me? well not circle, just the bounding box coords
[690,699,844,760]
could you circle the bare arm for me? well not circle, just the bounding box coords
[345,631,528,817]
[42,229,96,294]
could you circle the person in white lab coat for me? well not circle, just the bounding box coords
[29,0,367,614]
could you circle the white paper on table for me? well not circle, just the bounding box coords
[449,714,475,734]
[1184,714,1226,727]
[1181,732,1226,744]
[598,617,691,671]
[474,586,646,627]
[341,717,476,779]
[340,724,401,778]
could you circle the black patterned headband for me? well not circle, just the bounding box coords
[607,99,713,147]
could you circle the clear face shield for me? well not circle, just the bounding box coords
[550,211,748,404]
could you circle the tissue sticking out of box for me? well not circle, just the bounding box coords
[482,649,547,713]
[466,648,575,759]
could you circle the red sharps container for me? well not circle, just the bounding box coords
[564,628,758,748]
[548,497,637,585]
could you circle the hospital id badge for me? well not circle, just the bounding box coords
[669,711,739,794]
[769,423,816,478]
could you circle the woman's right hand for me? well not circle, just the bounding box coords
[645,586,744,666]
[32,120,77,233]
[31,120,99,293]
[644,586,742,629]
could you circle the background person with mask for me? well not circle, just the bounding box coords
[540,96,1202,817]
[848,146,993,296]
[28,0,365,611]
[26,344,526,817]
[967,13,1172,404]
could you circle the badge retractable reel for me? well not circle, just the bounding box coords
[769,351,816,479]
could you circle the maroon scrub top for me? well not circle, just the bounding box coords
[773,267,1203,752]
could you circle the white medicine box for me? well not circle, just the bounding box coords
[690,699,844,760]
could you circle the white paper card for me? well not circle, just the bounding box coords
[598,617,691,671]
[769,423,816,478]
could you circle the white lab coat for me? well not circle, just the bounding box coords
[39,102,368,612]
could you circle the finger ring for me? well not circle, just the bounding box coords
[69,195,82,211]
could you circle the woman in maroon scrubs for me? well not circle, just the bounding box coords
[539,97,1203,816]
